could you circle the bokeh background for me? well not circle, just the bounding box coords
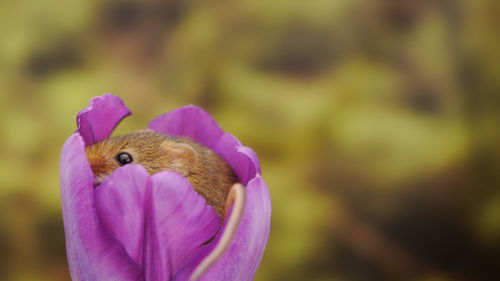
[1,0,499,280]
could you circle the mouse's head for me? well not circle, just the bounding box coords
[85,130,196,186]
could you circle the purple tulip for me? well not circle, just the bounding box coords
[60,94,271,281]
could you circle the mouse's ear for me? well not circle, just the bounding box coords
[161,141,197,171]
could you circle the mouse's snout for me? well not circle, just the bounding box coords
[86,155,113,186]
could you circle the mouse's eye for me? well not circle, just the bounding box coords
[115,152,133,166]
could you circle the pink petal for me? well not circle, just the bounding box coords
[60,133,143,281]
[144,172,221,281]
[214,133,261,185]
[148,105,224,150]
[148,105,261,185]
[195,175,271,281]
[77,93,131,146]
[94,165,151,266]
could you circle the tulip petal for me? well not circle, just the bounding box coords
[148,105,261,184]
[194,175,271,281]
[189,183,246,281]
[94,165,150,266]
[144,172,221,281]
[60,133,143,281]
[148,105,224,150]
[214,133,261,185]
[77,93,131,146]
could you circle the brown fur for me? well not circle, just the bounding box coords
[85,130,237,218]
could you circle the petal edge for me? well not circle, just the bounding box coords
[77,93,131,146]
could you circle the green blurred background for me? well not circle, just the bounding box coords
[1,0,499,280]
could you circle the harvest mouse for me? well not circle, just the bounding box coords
[85,129,237,218]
